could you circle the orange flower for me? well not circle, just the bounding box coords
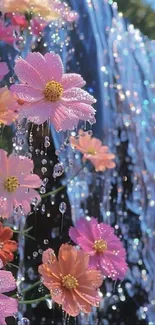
[39,244,103,316]
[70,129,116,172]
[0,222,18,265]
[0,87,18,125]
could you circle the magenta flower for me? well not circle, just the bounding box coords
[30,17,47,36]
[0,149,42,218]
[0,62,9,79]
[11,52,96,131]
[0,259,18,325]
[69,217,128,280]
[0,20,17,44]
[10,14,29,29]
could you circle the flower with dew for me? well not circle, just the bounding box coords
[0,87,19,125]
[1,0,78,23]
[0,259,18,325]
[0,149,42,218]
[0,62,9,80]
[0,222,17,265]
[70,130,116,172]
[0,20,17,44]
[7,13,29,29]
[30,17,47,36]
[69,217,128,280]
[39,244,103,316]
[11,52,96,131]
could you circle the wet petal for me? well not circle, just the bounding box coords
[0,270,16,293]
[62,87,96,104]
[44,52,63,81]
[61,73,86,90]
[14,57,45,88]
[11,85,43,102]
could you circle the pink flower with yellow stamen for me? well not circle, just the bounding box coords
[11,52,96,131]
[0,149,42,218]
[69,217,128,280]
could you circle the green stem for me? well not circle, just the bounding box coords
[22,280,41,294]
[42,164,85,198]
[22,226,33,233]
[13,230,35,241]
[12,226,33,234]
[7,263,19,269]
[18,294,51,304]
[12,280,41,298]
[22,233,36,241]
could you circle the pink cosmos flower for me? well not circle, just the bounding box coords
[39,244,103,316]
[11,52,96,131]
[69,217,128,280]
[0,259,18,325]
[0,62,9,79]
[70,130,116,172]
[0,149,42,218]
[0,20,17,44]
[0,87,18,125]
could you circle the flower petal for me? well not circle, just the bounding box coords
[0,226,13,241]
[0,270,16,293]
[62,88,96,104]
[8,154,34,176]
[51,103,79,131]
[42,248,56,264]
[58,244,78,276]
[19,174,41,189]
[14,188,41,210]
[18,100,52,124]
[25,52,49,83]
[62,290,80,316]
[11,85,43,102]
[39,261,61,285]
[0,150,8,176]
[61,73,86,90]
[0,294,17,322]
[14,57,45,88]
[0,195,14,219]
[44,52,63,81]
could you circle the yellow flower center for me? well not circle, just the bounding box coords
[93,239,107,253]
[62,274,78,290]
[4,176,19,193]
[87,147,96,155]
[44,81,63,102]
